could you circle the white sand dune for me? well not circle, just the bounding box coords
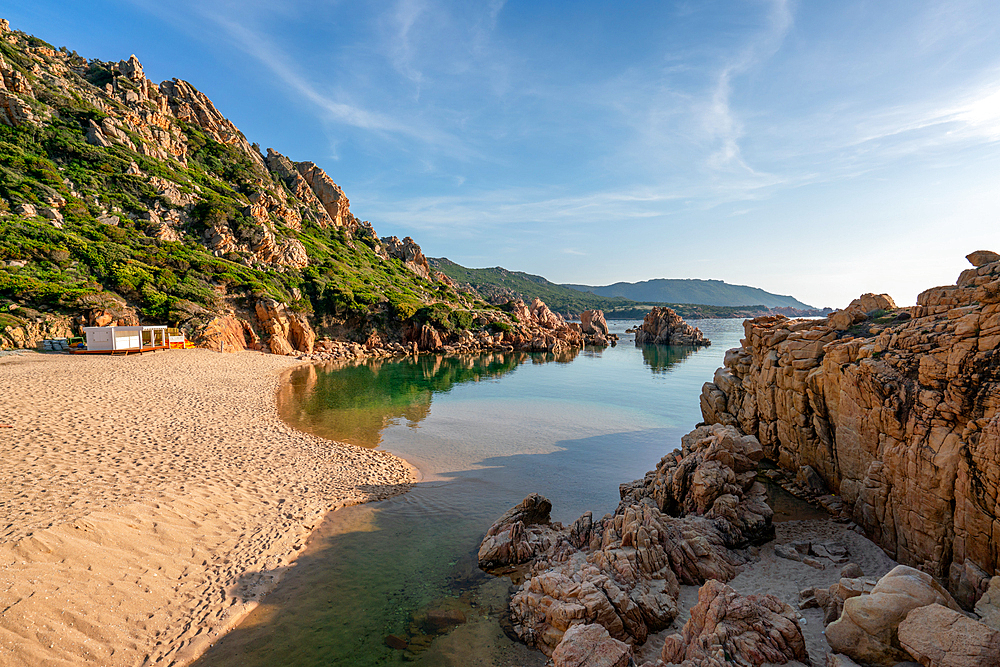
[0,349,415,666]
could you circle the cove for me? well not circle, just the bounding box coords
[195,319,748,666]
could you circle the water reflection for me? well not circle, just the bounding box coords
[277,350,581,447]
[638,344,698,374]
[200,319,748,667]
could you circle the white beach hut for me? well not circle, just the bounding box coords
[81,325,169,353]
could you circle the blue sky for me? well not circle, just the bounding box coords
[8,1,1000,308]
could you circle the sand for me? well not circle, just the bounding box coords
[0,349,416,667]
[634,519,899,666]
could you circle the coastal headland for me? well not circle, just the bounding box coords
[0,349,415,667]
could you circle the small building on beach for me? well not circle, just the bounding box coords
[82,325,169,353]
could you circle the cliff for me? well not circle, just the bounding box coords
[0,20,608,356]
[700,250,1000,605]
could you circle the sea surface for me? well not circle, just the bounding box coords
[195,319,758,666]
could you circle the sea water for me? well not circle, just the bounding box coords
[195,319,748,666]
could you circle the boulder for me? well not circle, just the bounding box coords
[967,250,1000,268]
[826,565,963,664]
[898,603,1000,667]
[825,655,863,667]
[254,299,315,354]
[530,298,564,329]
[974,576,1000,631]
[551,623,631,667]
[659,579,809,666]
[416,324,442,351]
[580,310,609,337]
[477,493,558,569]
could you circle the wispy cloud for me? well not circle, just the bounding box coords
[703,0,792,175]
[123,0,474,154]
[385,0,427,90]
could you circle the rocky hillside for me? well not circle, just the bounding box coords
[430,257,828,320]
[700,250,1000,606]
[0,20,609,355]
[564,277,816,310]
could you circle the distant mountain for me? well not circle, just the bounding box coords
[429,258,824,319]
[562,279,813,310]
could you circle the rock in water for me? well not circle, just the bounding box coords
[633,306,710,346]
[658,579,809,667]
[580,310,609,337]
[551,623,631,667]
[477,493,559,569]
[897,603,1000,667]
[479,423,774,655]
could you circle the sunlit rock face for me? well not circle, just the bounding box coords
[700,250,1000,601]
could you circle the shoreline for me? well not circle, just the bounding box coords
[0,349,416,667]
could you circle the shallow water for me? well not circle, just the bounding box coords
[195,319,748,667]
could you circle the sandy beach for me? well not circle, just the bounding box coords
[0,349,416,667]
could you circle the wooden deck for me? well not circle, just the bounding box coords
[71,345,171,356]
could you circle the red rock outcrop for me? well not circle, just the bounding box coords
[478,493,561,569]
[699,252,1000,601]
[479,424,773,656]
[647,579,808,667]
[381,236,432,280]
[581,310,609,337]
[296,161,354,230]
[634,307,710,346]
[552,623,632,667]
[196,314,259,352]
[253,299,315,355]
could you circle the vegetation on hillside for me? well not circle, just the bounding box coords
[430,257,782,319]
[0,28,495,343]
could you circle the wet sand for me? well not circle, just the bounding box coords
[0,349,416,667]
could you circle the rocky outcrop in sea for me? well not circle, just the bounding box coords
[634,307,711,347]
[478,424,795,663]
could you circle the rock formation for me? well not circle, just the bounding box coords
[479,424,776,658]
[254,299,316,355]
[381,236,432,280]
[897,603,1000,667]
[699,252,1000,602]
[296,161,354,229]
[0,21,623,358]
[580,310,609,337]
[634,307,710,346]
[552,623,632,667]
[825,565,963,664]
[651,579,809,667]
[478,493,559,569]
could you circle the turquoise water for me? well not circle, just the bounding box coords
[194,319,746,667]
